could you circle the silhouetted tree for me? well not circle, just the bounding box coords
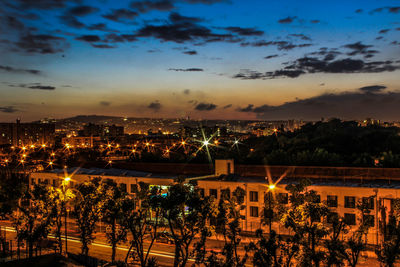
[101,179,129,263]
[121,182,163,266]
[281,179,329,267]
[73,178,103,256]
[13,183,53,258]
[161,177,213,267]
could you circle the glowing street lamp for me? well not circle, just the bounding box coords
[266,183,275,233]
[202,140,209,146]
[268,184,276,190]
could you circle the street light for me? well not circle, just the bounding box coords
[63,176,71,254]
[267,184,276,234]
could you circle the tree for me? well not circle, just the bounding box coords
[376,198,400,267]
[281,179,329,267]
[161,178,213,267]
[212,187,248,267]
[0,170,26,255]
[101,179,129,263]
[121,182,163,266]
[48,178,75,254]
[247,229,281,267]
[13,183,54,258]
[73,177,103,256]
[343,197,374,267]
[324,214,347,267]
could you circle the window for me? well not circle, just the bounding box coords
[362,197,374,210]
[43,179,49,185]
[199,188,205,198]
[345,196,356,208]
[31,178,35,185]
[130,184,136,193]
[52,179,57,187]
[250,191,258,202]
[209,189,218,198]
[327,212,338,224]
[120,183,127,193]
[344,213,356,225]
[277,193,288,204]
[327,195,338,207]
[250,206,259,217]
[363,215,375,227]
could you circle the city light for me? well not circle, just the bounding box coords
[203,140,209,146]
[64,176,71,182]
[268,184,276,190]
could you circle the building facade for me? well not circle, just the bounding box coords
[30,160,400,245]
[0,119,55,146]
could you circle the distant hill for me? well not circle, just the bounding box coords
[62,115,123,124]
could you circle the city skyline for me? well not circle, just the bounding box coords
[1,0,400,122]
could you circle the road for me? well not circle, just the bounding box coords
[1,223,380,266]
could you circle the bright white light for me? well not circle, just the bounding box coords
[268,184,276,190]
[203,140,209,146]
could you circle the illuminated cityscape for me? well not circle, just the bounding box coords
[1,0,400,266]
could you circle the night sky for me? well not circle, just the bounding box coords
[0,0,399,121]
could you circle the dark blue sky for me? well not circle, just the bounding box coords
[0,0,399,121]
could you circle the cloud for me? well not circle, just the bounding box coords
[75,35,101,42]
[100,101,111,106]
[378,29,390,34]
[343,42,378,58]
[183,50,197,55]
[310,20,320,24]
[239,86,400,120]
[135,12,238,44]
[194,102,217,111]
[264,54,278,60]
[68,5,99,16]
[130,0,175,13]
[241,40,312,51]
[359,85,386,93]
[184,0,228,3]
[10,0,77,10]
[233,46,399,80]
[92,44,116,49]
[224,26,264,36]
[60,15,85,28]
[102,9,138,23]
[370,6,400,14]
[168,68,204,71]
[87,23,117,32]
[0,106,18,113]
[9,83,56,90]
[288,33,311,41]
[183,89,191,94]
[237,104,254,112]
[28,85,55,90]
[0,65,41,75]
[15,34,67,54]
[148,101,162,111]
[223,104,232,109]
[278,16,297,24]
[355,9,363,13]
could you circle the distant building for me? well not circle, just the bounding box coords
[61,136,101,148]
[79,123,124,138]
[0,119,55,146]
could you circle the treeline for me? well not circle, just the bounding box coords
[242,119,400,167]
[1,171,400,266]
